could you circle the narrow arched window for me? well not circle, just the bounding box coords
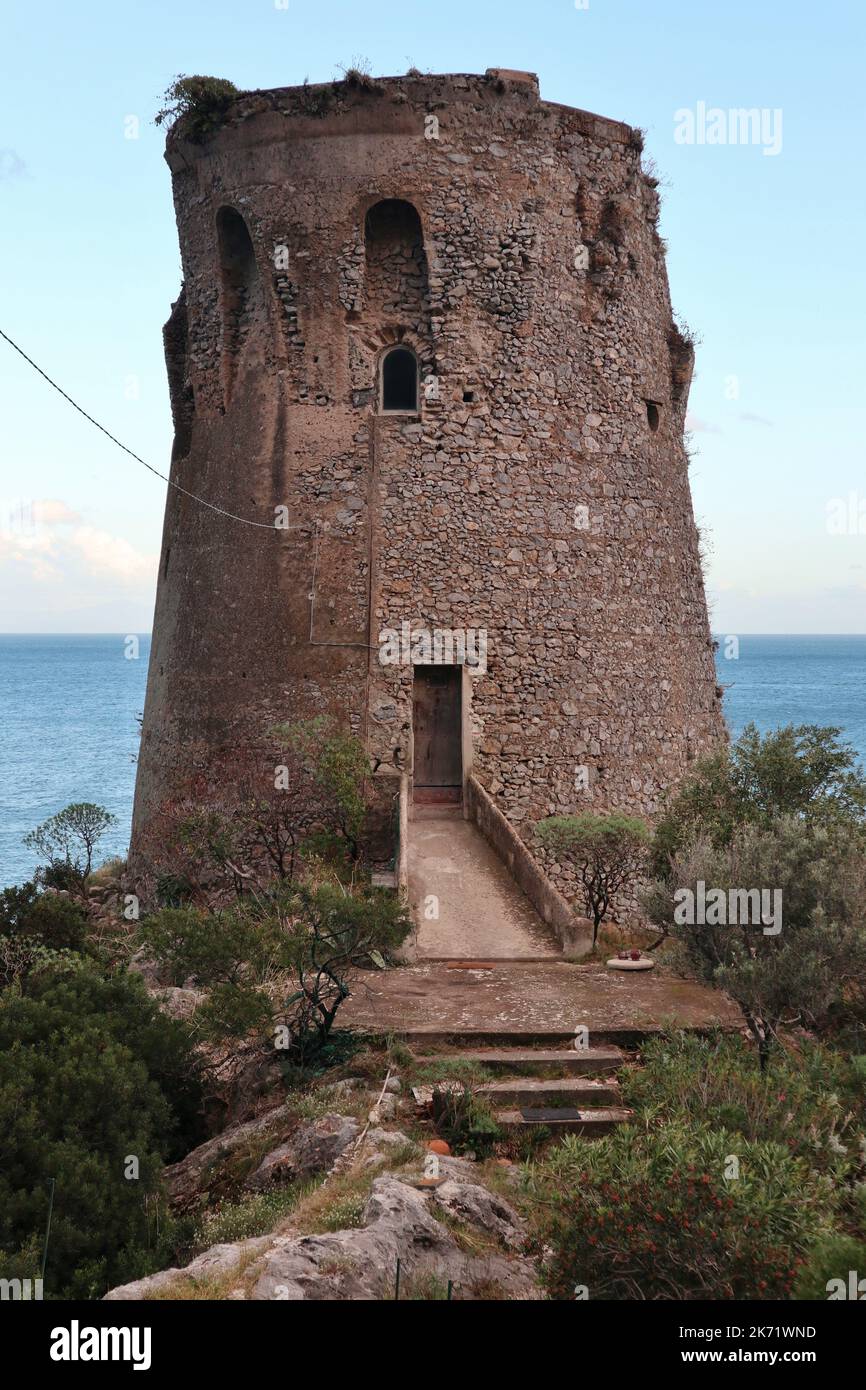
[216,206,261,405]
[381,346,418,412]
[216,207,258,322]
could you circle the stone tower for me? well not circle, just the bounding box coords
[130,68,724,879]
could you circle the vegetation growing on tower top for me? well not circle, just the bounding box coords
[155,75,241,139]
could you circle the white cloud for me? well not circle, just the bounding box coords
[685,414,723,435]
[32,498,82,525]
[0,528,61,583]
[708,582,866,634]
[0,507,158,629]
[69,525,155,584]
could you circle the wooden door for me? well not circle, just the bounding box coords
[412,665,462,789]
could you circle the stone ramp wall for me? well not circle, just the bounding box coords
[466,774,591,956]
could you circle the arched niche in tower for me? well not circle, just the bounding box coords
[363,199,431,338]
[216,205,262,402]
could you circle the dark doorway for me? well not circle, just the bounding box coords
[381,346,418,412]
[413,665,462,802]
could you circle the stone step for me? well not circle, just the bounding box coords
[476,1077,621,1107]
[412,1046,624,1075]
[401,1030,630,1047]
[412,800,463,817]
[495,1106,631,1136]
[419,957,567,966]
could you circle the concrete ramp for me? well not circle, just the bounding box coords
[408,809,561,959]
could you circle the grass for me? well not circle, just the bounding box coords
[290,1085,360,1122]
[409,1057,493,1087]
[461,1275,512,1300]
[145,1140,526,1300]
[89,856,126,886]
[431,1208,501,1258]
[335,58,383,92]
[573,921,666,963]
[382,1266,512,1301]
[196,1117,295,1201]
[287,1167,375,1235]
[280,1138,427,1236]
[316,1254,360,1278]
[376,1138,423,1167]
[142,1245,263,1301]
[344,1036,413,1082]
[191,1179,319,1249]
[395,1271,454,1301]
[137,1034,535,1299]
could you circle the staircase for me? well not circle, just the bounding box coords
[401,789,630,1142]
[411,1041,631,1140]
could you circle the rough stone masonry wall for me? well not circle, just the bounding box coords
[130,69,725,890]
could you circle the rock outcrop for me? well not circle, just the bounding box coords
[106,1166,537,1301]
[244,1114,361,1191]
[165,1108,362,1210]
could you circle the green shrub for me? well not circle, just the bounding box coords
[155,872,195,908]
[0,964,204,1298]
[139,883,411,1061]
[23,802,117,884]
[153,718,372,896]
[138,904,280,988]
[651,723,866,878]
[0,881,88,954]
[794,1234,866,1300]
[527,1123,834,1300]
[39,859,86,893]
[642,817,866,1064]
[535,812,649,946]
[276,716,370,864]
[621,1033,864,1178]
[155,75,240,138]
[0,935,80,993]
[431,1084,502,1159]
[190,1183,314,1252]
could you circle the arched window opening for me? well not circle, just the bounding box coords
[216,207,261,403]
[364,199,429,324]
[217,207,258,316]
[381,346,418,412]
[364,198,424,257]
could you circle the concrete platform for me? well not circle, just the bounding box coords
[341,960,741,1043]
[407,812,561,959]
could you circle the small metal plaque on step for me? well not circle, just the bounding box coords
[520,1107,585,1123]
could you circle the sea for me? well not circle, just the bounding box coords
[1,633,865,890]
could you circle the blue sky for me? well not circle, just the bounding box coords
[1,0,864,633]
